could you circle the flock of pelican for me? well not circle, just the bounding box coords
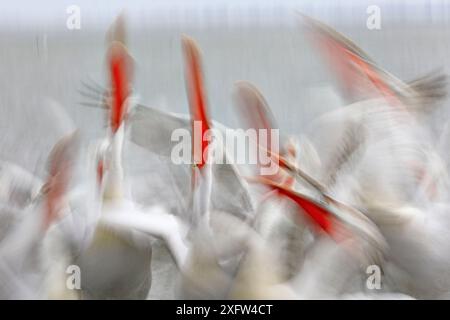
[1,13,450,300]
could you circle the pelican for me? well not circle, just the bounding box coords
[126,37,255,221]
[72,17,155,299]
[295,14,450,298]
[71,15,197,300]
[0,132,79,299]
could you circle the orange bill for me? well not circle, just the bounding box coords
[44,133,78,230]
[301,13,403,106]
[233,81,279,153]
[233,81,295,187]
[262,177,332,233]
[108,42,132,133]
[182,36,211,170]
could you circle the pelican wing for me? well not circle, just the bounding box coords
[100,206,189,268]
[0,161,43,208]
[129,104,191,158]
[129,104,254,218]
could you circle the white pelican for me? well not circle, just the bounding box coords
[72,16,194,299]
[0,132,79,299]
[297,14,450,299]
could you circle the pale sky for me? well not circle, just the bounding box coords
[0,0,448,30]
